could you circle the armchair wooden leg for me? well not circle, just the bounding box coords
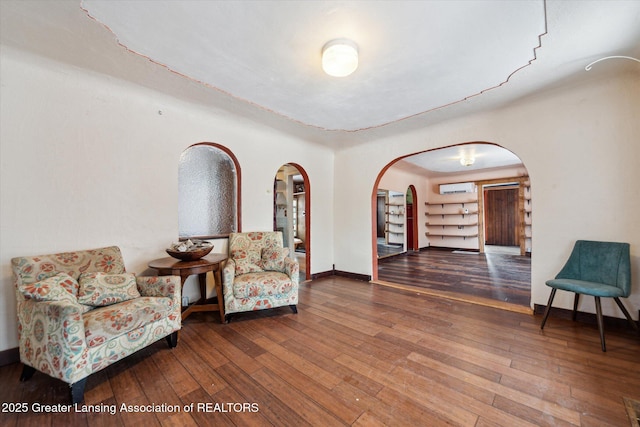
[613,297,639,334]
[19,365,36,382]
[540,288,557,330]
[594,296,606,352]
[572,293,580,321]
[289,305,298,314]
[71,377,87,404]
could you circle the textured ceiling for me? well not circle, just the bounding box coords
[1,1,639,171]
[81,0,546,131]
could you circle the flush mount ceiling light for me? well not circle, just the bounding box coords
[460,157,475,167]
[322,39,358,77]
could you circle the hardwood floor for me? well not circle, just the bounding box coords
[377,247,531,307]
[1,276,639,426]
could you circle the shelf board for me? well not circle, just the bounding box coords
[425,212,478,216]
[426,223,478,227]
[425,201,478,206]
[426,232,479,239]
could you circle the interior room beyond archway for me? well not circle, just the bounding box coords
[372,143,532,310]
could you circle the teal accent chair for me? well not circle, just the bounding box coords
[540,240,638,351]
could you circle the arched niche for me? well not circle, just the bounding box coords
[178,142,241,239]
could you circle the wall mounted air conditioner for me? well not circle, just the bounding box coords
[439,182,476,195]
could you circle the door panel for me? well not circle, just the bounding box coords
[377,195,386,238]
[485,188,518,246]
[406,203,414,250]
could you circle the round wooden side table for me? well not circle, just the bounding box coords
[148,253,227,323]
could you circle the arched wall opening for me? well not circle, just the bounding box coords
[273,163,311,281]
[406,185,419,251]
[371,141,532,308]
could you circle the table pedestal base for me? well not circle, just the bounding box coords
[148,254,227,323]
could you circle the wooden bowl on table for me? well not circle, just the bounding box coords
[166,244,213,261]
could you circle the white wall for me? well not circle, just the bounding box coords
[0,47,335,352]
[334,69,640,319]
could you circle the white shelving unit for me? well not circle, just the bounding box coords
[425,201,479,241]
[385,193,405,246]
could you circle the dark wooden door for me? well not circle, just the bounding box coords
[485,188,518,246]
[406,203,414,250]
[377,195,386,238]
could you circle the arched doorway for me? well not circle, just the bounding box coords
[273,163,311,281]
[372,142,532,308]
[406,185,419,251]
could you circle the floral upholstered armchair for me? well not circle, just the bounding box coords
[222,232,299,322]
[11,246,181,403]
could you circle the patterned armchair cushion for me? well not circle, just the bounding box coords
[18,272,79,303]
[231,249,263,275]
[78,272,140,307]
[259,247,290,272]
[83,297,174,348]
[232,271,294,299]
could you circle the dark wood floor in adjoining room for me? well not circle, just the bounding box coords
[377,247,531,307]
[1,277,639,426]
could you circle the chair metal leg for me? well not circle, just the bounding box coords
[613,297,639,333]
[540,288,557,330]
[572,293,580,321]
[594,296,606,352]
